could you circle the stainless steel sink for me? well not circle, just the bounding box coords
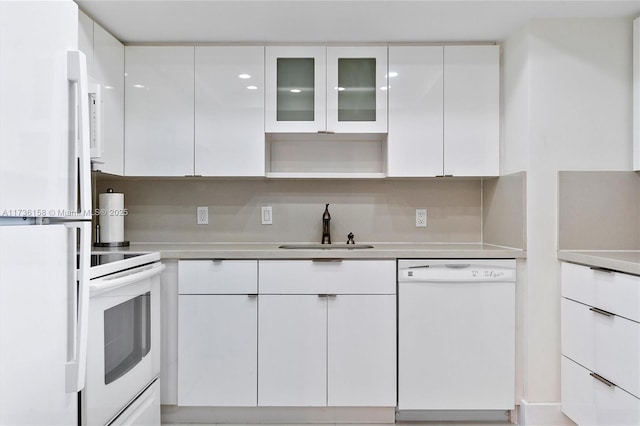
[278,243,374,250]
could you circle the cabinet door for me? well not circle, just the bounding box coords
[443,45,499,176]
[125,46,194,176]
[265,46,326,133]
[326,46,388,133]
[78,10,94,76]
[327,295,396,406]
[387,46,444,177]
[561,298,640,398]
[93,23,124,175]
[178,295,257,406]
[562,356,640,426]
[195,46,264,176]
[258,295,327,406]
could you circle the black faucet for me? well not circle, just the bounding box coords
[347,232,355,244]
[321,204,331,244]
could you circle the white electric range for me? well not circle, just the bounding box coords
[85,251,164,425]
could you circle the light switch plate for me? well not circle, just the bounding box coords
[261,206,273,225]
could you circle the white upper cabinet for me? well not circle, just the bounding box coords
[326,46,388,133]
[388,45,499,177]
[265,46,387,133]
[78,10,94,76]
[195,46,265,176]
[125,46,195,176]
[265,46,327,133]
[92,23,124,176]
[78,12,125,175]
[388,46,444,177]
[443,45,499,176]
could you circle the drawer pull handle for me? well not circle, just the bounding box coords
[590,372,616,388]
[312,258,343,263]
[589,266,613,273]
[589,307,615,317]
[247,294,258,298]
[317,294,337,298]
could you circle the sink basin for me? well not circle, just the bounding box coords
[279,243,374,250]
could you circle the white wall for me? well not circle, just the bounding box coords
[502,18,634,411]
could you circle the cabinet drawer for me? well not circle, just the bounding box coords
[562,356,640,426]
[258,260,396,294]
[561,298,640,397]
[178,260,257,294]
[561,262,640,322]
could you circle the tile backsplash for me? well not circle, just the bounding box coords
[95,177,485,243]
[558,171,640,250]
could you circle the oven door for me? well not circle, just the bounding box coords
[84,262,164,426]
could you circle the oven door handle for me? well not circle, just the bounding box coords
[90,263,165,295]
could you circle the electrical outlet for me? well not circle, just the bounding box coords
[261,206,273,225]
[197,206,208,225]
[416,209,427,227]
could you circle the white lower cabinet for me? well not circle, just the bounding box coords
[327,294,396,406]
[258,295,328,406]
[177,260,258,407]
[177,259,396,408]
[561,261,640,425]
[178,295,257,406]
[257,260,397,407]
[562,356,640,426]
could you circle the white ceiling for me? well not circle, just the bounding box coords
[75,0,640,44]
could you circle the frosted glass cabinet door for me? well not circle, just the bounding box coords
[387,46,444,177]
[327,46,388,133]
[443,45,499,176]
[125,46,194,176]
[195,46,264,176]
[265,46,326,133]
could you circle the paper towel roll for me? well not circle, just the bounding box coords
[99,191,125,243]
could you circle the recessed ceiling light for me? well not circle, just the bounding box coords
[238,73,251,79]
[380,86,388,91]
[290,89,302,93]
[387,71,398,78]
[132,84,145,88]
[247,85,258,90]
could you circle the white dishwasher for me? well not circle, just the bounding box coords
[397,259,516,422]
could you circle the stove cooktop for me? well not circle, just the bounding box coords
[91,253,146,267]
[89,251,160,279]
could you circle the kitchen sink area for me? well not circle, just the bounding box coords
[278,243,375,250]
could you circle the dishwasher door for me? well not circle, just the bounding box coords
[397,259,516,418]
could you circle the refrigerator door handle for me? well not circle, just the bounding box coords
[64,221,91,393]
[67,51,91,218]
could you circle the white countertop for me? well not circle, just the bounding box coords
[558,250,640,276]
[95,242,525,260]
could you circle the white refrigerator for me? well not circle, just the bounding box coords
[0,1,92,424]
